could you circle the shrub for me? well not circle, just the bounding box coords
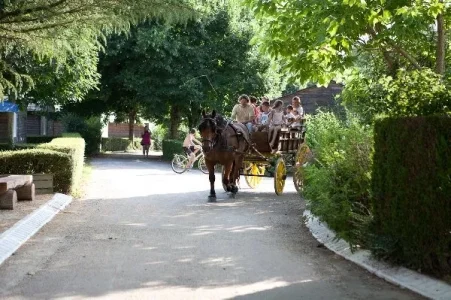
[37,135,85,194]
[151,125,167,151]
[342,68,451,123]
[0,143,37,151]
[0,149,72,193]
[61,113,102,156]
[302,111,373,246]
[371,116,451,276]
[26,136,57,144]
[162,139,183,160]
[101,137,142,152]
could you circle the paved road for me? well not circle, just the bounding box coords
[0,158,421,299]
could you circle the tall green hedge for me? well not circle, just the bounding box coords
[0,149,72,193]
[162,139,183,160]
[0,143,37,151]
[37,135,85,193]
[371,116,451,275]
[101,137,142,152]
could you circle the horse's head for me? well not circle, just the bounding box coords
[198,110,218,153]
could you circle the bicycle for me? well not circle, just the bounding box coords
[171,147,208,174]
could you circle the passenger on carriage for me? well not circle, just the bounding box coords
[231,94,255,133]
[285,105,302,130]
[249,96,260,124]
[268,100,285,153]
[291,96,305,118]
[253,101,270,132]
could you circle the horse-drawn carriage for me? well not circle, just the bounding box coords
[222,122,310,195]
[198,110,311,201]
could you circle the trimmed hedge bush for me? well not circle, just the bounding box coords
[0,149,72,193]
[37,135,85,193]
[26,136,57,144]
[0,143,37,151]
[101,137,142,152]
[162,139,183,160]
[371,116,451,276]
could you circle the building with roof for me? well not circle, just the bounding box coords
[272,82,343,114]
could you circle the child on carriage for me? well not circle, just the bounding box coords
[253,101,271,132]
[268,100,285,153]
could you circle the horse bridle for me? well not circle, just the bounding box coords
[200,117,219,149]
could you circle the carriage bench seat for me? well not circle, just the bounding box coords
[0,175,35,210]
[250,132,271,153]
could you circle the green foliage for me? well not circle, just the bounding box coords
[11,44,101,107]
[0,0,195,99]
[91,9,275,138]
[245,0,447,84]
[61,113,102,156]
[343,68,451,123]
[26,136,57,144]
[371,116,451,276]
[0,149,72,193]
[37,136,85,194]
[0,143,37,151]
[162,140,183,160]
[151,125,168,151]
[303,111,373,245]
[101,138,142,152]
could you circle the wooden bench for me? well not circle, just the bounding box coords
[0,175,35,210]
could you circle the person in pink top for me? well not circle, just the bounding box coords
[250,96,260,124]
[141,127,151,157]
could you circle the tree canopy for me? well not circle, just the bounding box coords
[246,0,450,84]
[0,0,195,99]
[83,9,277,139]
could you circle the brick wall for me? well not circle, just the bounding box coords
[26,114,41,136]
[0,112,9,142]
[52,121,64,136]
[108,123,145,138]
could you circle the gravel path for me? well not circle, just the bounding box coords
[0,158,422,299]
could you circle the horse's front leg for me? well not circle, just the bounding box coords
[206,160,216,202]
[223,162,233,192]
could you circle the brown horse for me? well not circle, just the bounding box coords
[198,110,250,202]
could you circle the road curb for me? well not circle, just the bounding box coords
[0,193,73,266]
[303,210,451,300]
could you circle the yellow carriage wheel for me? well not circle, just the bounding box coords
[244,163,265,189]
[274,158,287,195]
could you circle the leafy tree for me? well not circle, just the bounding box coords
[0,0,195,99]
[245,0,449,84]
[91,10,275,139]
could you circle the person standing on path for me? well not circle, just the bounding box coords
[231,94,255,133]
[141,127,151,157]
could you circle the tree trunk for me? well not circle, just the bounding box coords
[169,105,181,139]
[436,12,446,75]
[128,110,136,141]
[381,50,396,76]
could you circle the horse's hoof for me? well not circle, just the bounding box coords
[231,186,239,194]
[208,195,217,202]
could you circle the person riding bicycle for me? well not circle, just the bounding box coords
[183,128,202,169]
